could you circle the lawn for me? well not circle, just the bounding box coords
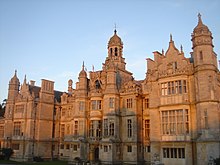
[0,160,68,165]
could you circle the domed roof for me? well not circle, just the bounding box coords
[68,79,73,86]
[79,62,87,78]
[193,13,209,33]
[10,70,20,84]
[79,70,87,77]
[108,30,123,47]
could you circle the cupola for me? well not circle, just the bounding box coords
[79,61,87,78]
[108,30,123,48]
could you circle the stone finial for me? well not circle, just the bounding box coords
[196,13,205,28]
[198,13,202,23]
[162,49,164,55]
[23,74,27,84]
[170,34,173,42]
[82,61,85,71]
[114,23,117,34]
[180,45,183,53]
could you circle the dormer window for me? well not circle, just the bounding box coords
[95,80,101,89]
[173,62,177,70]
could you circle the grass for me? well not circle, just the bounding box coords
[0,160,68,165]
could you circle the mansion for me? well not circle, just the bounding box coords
[0,14,220,165]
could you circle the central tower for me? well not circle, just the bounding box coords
[105,30,126,70]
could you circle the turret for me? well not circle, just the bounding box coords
[7,70,20,101]
[78,61,88,90]
[191,15,219,164]
[191,14,218,102]
[191,13,217,69]
[106,29,126,70]
[68,79,73,94]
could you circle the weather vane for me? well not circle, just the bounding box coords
[114,23,117,34]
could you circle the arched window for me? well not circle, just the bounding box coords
[199,51,203,61]
[95,80,101,89]
[110,48,113,56]
[115,47,118,56]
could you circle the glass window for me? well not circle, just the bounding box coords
[145,98,149,109]
[109,98,114,108]
[96,121,101,137]
[146,146,151,153]
[163,148,185,159]
[104,145,108,152]
[127,145,132,152]
[104,119,108,136]
[161,83,168,95]
[144,120,150,139]
[178,80,182,94]
[91,100,102,110]
[109,122,114,136]
[161,80,187,96]
[127,98,133,108]
[183,80,187,93]
[13,122,21,136]
[95,80,101,89]
[90,120,102,138]
[74,121,78,136]
[127,119,132,138]
[173,61,177,70]
[79,101,85,111]
[73,145,77,151]
[161,109,189,135]
[66,144,70,150]
[89,121,94,137]
[60,144,64,149]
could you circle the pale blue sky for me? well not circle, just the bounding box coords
[0,0,220,102]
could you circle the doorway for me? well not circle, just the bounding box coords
[94,147,99,161]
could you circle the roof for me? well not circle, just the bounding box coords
[54,90,63,103]
[29,85,63,103]
[193,13,209,32]
[29,85,41,98]
[108,30,123,47]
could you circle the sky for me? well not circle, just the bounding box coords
[0,0,220,102]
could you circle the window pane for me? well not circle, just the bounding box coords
[161,109,189,135]
[127,119,132,137]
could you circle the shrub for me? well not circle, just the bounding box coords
[33,156,44,162]
[1,148,13,160]
[214,157,220,165]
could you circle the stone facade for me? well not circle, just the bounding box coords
[0,14,220,165]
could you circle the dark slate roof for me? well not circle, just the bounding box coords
[29,85,63,103]
[54,90,63,103]
[29,85,41,98]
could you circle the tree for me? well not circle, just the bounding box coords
[0,99,6,117]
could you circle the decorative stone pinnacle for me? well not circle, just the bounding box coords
[170,34,173,42]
